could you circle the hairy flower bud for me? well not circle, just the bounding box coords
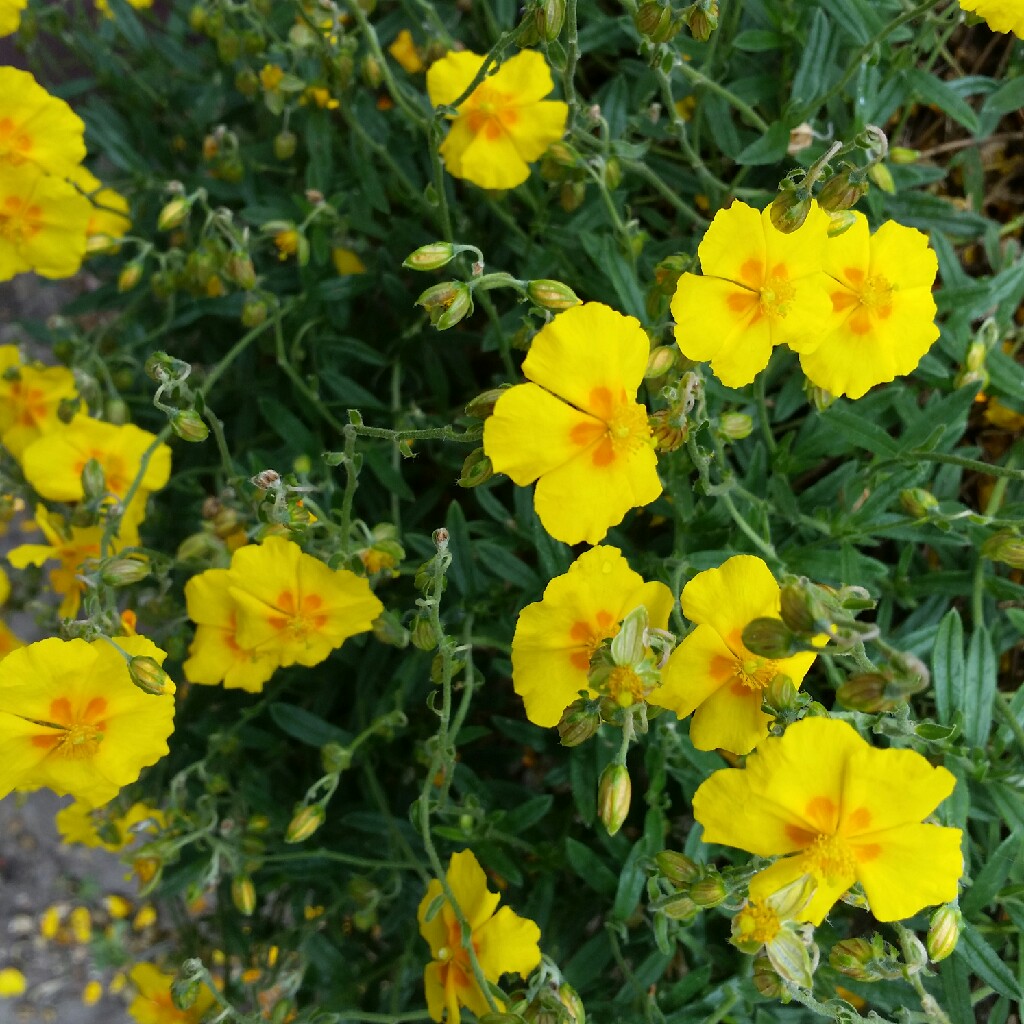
[899,487,939,518]
[157,197,190,232]
[231,876,256,916]
[598,763,631,836]
[634,2,679,42]
[129,656,175,696]
[752,956,782,998]
[718,411,753,441]
[655,850,700,887]
[285,804,325,843]
[100,556,151,587]
[645,346,678,380]
[741,617,794,660]
[927,905,961,962]
[981,530,1024,570]
[817,169,869,212]
[829,938,875,981]
[769,188,811,234]
[171,409,210,443]
[557,702,601,747]
[527,279,580,311]
[836,673,895,714]
[558,982,585,1024]
[684,0,719,41]
[403,242,457,271]
[118,261,144,293]
[690,875,727,908]
[464,387,506,420]
[458,448,494,488]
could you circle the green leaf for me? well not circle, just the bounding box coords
[963,625,997,748]
[955,921,1024,1001]
[565,838,618,897]
[940,951,974,1024]
[268,703,351,747]
[445,500,477,599]
[983,77,1024,117]
[817,0,880,43]
[819,404,900,458]
[791,9,837,110]
[961,830,1022,916]
[502,795,553,835]
[735,120,792,166]
[732,29,786,51]
[907,69,980,134]
[611,836,654,922]
[932,610,964,726]
[258,396,318,454]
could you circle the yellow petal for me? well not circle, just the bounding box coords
[869,220,938,290]
[422,962,447,1024]
[489,50,557,104]
[696,201,767,286]
[522,303,649,414]
[853,822,962,922]
[474,905,541,980]
[0,709,55,799]
[652,624,735,718]
[687,675,772,755]
[445,849,500,931]
[504,99,568,164]
[822,211,871,291]
[749,853,854,926]
[671,274,755,363]
[417,878,448,954]
[761,201,830,283]
[441,118,531,190]
[426,50,486,109]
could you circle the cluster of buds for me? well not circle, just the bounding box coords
[249,468,317,531]
[635,1,716,44]
[956,317,1000,392]
[650,851,728,924]
[828,934,907,984]
[648,370,702,453]
[538,142,590,212]
[981,529,1024,570]
[836,649,930,714]
[353,522,405,577]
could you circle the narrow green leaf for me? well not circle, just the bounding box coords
[955,921,1024,1001]
[732,29,787,51]
[961,830,1022,916]
[565,838,618,897]
[502,795,553,835]
[963,625,997,748]
[612,836,654,923]
[983,77,1024,117]
[792,9,837,110]
[444,500,477,599]
[735,120,791,166]
[932,610,964,726]
[940,950,974,1024]
[268,703,351,747]
[908,69,980,134]
[819,404,900,458]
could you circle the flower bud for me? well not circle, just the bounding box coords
[634,1,679,42]
[557,982,585,1024]
[410,615,437,651]
[684,0,719,41]
[655,850,700,887]
[241,293,270,327]
[457,448,494,488]
[170,975,204,1011]
[779,581,821,635]
[526,279,580,311]
[171,409,210,443]
[129,656,175,696]
[372,609,410,648]
[273,130,297,161]
[118,261,144,293]
[157,197,190,232]
[816,169,869,212]
[899,487,939,518]
[417,282,474,330]
[741,617,794,660]
[661,894,699,920]
[597,763,631,836]
[559,180,586,212]
[81,458,107,500]
[829,938,875,981]
[321,743,352,775]
[867,162,896,194]
[718,411,753,441]
[464,387,506,419]
[645,346,678,379]
[100,556,151,587]
[690,875,727,908]
[752,956,782,998]
[235,67,259,98]
[403,242,457,271]
[769,188,811,234]
[557,703,601,747]
[285,804,325,843]
[836,673,895,714]
[224,253,257,290]
[926,905,961,963]
[981,530,1024,570]
[231,876,256,916]
[766,928,814,989]
[649,409,687,453]
[764,673,798,712]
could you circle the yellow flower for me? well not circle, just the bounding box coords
[0,163,92,281]
[0,0,27,36]
[511,546,673,726]
[183,568,279,692]
[483,302,661,545]
[302,86,339,110]
[185,535,384,686]
[20,417,172,503]
[274,228,299,260]
[427,49,568,190]
[0,967,26,998]
[417,850,541,1024]
[56,799,165,851]
[331,246,366,275]
[8,504,138,618]
[670,201,832,387]
[260,64,285,94]
[0,567,19,660]
[128,963,216,1024]
[389,29,425,74]
[798,213,939,399]
[958,0,1024,37]
[0,636,175,806]
[693,716,963,924]
[0,68,86,177]
[82,980,103,1006]
[66,165,132,252]
[0,344,79,458]
[96,0,154,15]
[653,556,818,755]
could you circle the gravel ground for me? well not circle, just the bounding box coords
[1,276,132,1024]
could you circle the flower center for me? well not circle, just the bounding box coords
[734,901,781,946]
[605,665,648,708]
[857,274,893,313]
[464,84,518,140]
[0,195,42,243]
[733,656,779,691]
[608,403,652,453]
[569,610,617,671]
[268,590,329,640]
[759,272,796,318]
[10,381,47,426]
[0,117,33,162]
[31,696,108,759]
[805,833,856,885]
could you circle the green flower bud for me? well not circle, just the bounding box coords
[558,982,585,1024]
[899,487,939,518]
[684,0,719,41]
[764,673,798,712]
[817,169,869,212]
[645,345,678,379]
[157,197,190,231]
[171,409,210,443]
[829,937,875,981]
[926,905,961,963]
[597,763,631,836]
[690,875,727,908]
[403,242,457,271]
[285,804,325,843]
[634,1,679,42]
[321,743,352,775]
[231,876,256,916]
[536,0,565,41]
[129,656,174,696]
[118,261,144,293]
[458,448,494,488]
[661,894,699,920]
[273,130,297,161]
[867,162,896,194]
[751,955,782,998]
[981,530,1024,570]
[718,411,753,441]
[557,702,601,747]
[769,188,811,234]
[890,147,920,164]
[526,279,580,311]
[410,615,437,651]
[765,928,814,990]
[655,850,700,887]
[741,617,794,659]
[100,556,151,587]
[837,673,896,714]
[464,387,506,420]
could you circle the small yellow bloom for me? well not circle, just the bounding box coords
[0,345,79,458]
[260,64,285,94]
[484,302,662,545]
[132,904,157,931]
[105,895,133,920]
[0,0,28,36]
[418,850,541,1024]
[670,201,832,387]
[302,86,339,109]
[56,799,165,852]
[798,213,939,399]
[82,980,103,1006]
[96,0,154,15]
[511,546,673,726]
[0,163,92,281]
[0,636,175,806]
[984,397,1024,432]
[693,717,963,924]
[20,416,172,503]
[0,967,26,997]
[39,906,62,940]
[958,0,1024,37]
[427,50,568,190]
[128,964,216,1024]
[331,246,366,275]
[0,68,86,177]
[274,228,299,260]
[388,29,426,74]
[69,907,92,944]
[654,555,818,755]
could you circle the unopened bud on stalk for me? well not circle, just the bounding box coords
[171,410,210,443]
[410,615,437,651]
[457,448,493,487]
[645,346,678,379]
[285,804,325,843]
[829,938,875,981]
[718,411,753,441]
[597,763,631,835]
[321,743,352,775]
[231,876,256,916]
[634,1,679,42]
[683,0,719,41]
[81,458,107,500]
[769,188,811,234]
[558,982,585,1024]
[273,130,297,161]
[836,673,894,714]
[416,281,474,330]
[403,242,457,271]
[118,261,144,293]
[129,657,175,696]
[764,673,798,712]
[661,894,699,920]
[224,253,257,290]
[816,169,869,212]
[464,387,506,419]
[981,530,1024,569]
[557,702,601,747]
[752,956,782,998]
[101,556,151,587]
[867,162,895,194]
[157,197,190,232]
[690,875,727,908]
[741,617,794,659]
[899,487,939,518]
[779,581,822,634]
[536,0,565,41]
[655,850,700,886]
[526,279,580,310]
[927,905,961,962]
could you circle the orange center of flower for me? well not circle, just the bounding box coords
[832,268,895,336]
[10,381,47,426]
[464,83,518,140]
[803,833,857,885]
[436,916,477,1000]
[605,665,648,707]
[0,194,43,243]
[569,609,616,671]
[724,651,780,694]
[569,388,653,468]
[0,117,33,162]
[758,271,796,318]
[31,696,108,759]
[267,590,329,640]
[735,901,781,946]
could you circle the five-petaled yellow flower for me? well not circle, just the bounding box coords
[427,49,568,190]
[511,545,673,726]
[417,849,541,1024]
[127,963,216,1024]
[693,716,963,924]
[0,636,175,807]
[671,201,832,387]
[799,213,939,399]
[484,302,661,545]
[0,344,79,458]
[0,68,86,177]
[958,0,1024,37]
[655,556,818,755]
